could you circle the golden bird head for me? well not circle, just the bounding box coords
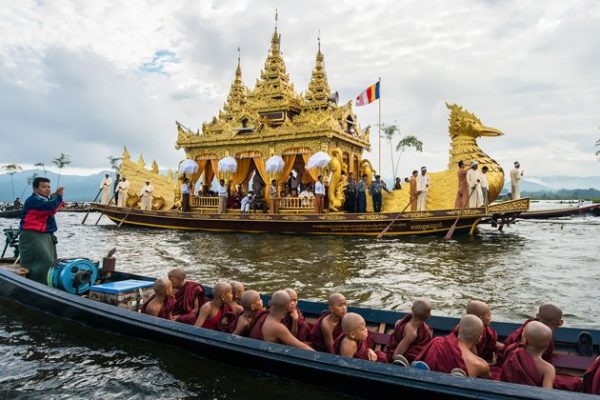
[446,103,503,139]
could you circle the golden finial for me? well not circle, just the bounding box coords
[275,9,278,31]
[318,30,321,53]
[237,47,241,66]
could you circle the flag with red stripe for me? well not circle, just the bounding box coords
[355,81,380,107]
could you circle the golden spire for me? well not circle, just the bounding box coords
[304,34,331,106]
[248,10,298,107]
[221,47,248,118]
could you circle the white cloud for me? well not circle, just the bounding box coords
[0,0,599,178]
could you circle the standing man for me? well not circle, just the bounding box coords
[116,177,129,208]
[480,166,490,207]
[466,161,483,208]
[100,173,112,205]
[269,179,279,214]
[19,177,64,284]
[344,172,357,213]
[139,180,154,211]
[180,178,190,212]
[356,174,368,213]
[314,175,325,213]
[113,173,121,205]
[369,175,390,213]
[217,179,228,214]
[416,167,430,211]
[510,161,523,200]
[454,161,469,209]
[409,170,418,211]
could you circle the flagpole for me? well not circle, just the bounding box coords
[378,77,381,174]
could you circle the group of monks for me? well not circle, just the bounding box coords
[141,269,599,395]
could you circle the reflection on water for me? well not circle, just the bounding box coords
[1,211,599,398]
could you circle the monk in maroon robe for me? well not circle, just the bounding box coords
[232,290,264,336]
[454,161,469,208]
[500,321,555,389]
[168,268,206,325]
[462,300,500,362]
[500,304,582,392]
[194,281,235,330]
[309,293,347,353]
[247,290,314,351]
[584,356,600,395]
[281,288,313,342]
[417,315,491,378]
[142,277,175,320]
[386,299,432,363]
[334,313,387,363]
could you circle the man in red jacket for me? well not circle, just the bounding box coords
[19,177,64,284]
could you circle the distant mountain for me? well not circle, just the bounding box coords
[501,176,600,193]
[0,169,114,202]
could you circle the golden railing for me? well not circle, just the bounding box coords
[279,197,314,209]
[192,196,219,208]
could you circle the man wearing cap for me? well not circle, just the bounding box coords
[100,173,112,205]
[139,180,154,210]
[510,162,523,200]
[116,177,129,207]
[466,161,483,208]
[369,175,390,213]
[416,167,430,211]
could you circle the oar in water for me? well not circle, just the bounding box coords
[443,187,477,241]
[94,192,117,226]
[118,195,144,228]
[376,195,417,239]
[81,188,103,224]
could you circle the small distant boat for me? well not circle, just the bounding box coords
[0,263,596,399]
[518,203,600,219]
[0,207,21,219]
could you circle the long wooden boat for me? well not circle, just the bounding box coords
[90,198,529,237]
[518,204,600,219]
[0,207,22,219]
[0,265,596,399]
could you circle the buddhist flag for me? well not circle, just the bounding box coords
[355,81,380,107]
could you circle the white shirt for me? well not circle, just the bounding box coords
[139,184,154,196]
[217,184,228,198]
[314,181,325,195]
[241,195,252,207]
[416,173,430,192]
[101,177,112,189]
[180,183,189,194]
[480,173,489,189]
[117,181,129,192]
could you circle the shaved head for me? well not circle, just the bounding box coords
[241,290,260,310]
[537,303,563,327]
[213,281,232,299]
[328,292,346,305]
[168,267,186,281]
[270,290,291,312]
[284,288,297,298]
[523,321,553,353]
[412,298,432,320]
[230,280,244,293]
[457,314,484,344]
[153,277,172,296]
[341,312,365,334]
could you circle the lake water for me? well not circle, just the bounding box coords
[1,202,599,398]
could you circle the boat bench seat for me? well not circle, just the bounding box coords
[553,354,595,371]
[370,331,391,346]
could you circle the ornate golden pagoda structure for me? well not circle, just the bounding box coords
[175,26,373,209]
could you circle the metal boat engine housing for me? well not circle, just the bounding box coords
[47,258,99,295]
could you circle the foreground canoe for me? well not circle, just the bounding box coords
[91,198,529,237]
[518,204,600,219]
[0,267,596,399]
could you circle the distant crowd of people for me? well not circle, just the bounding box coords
[143,269,599,394]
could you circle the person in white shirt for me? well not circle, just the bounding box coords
[100,174,112,205]
[116,177,129,208]
[139,180,154,210]
[480,166,489,207]
[217,179,228,214]
[299,185,315,208]
[466,161,483,208]
[240,192,253,213]
[180,178,190,212]
[314,175,326,213]
[510,161,523,200]
[416,166,430,211]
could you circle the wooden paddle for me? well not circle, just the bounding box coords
[118,195,144,228]
[443,187,477,241]
[81,188,103,224]
[94,192,117,226]
[376,195,417,239]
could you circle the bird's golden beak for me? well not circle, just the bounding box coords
[476,125,503,137]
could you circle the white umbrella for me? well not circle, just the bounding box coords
[218,156,237,173]
[178,159,198,175]
[265,155,285,173]
[306,151,331,169]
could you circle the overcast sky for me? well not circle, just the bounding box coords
[1,0,599,178]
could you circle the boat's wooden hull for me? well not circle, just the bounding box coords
[518,204,600,219]
[0,208,21,219]
[92,204,488,237]
[0,269,596,399]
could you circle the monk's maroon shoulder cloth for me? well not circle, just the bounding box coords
[500,319,553,364]
[281,308,313,342]
[173,281,206,325]
[584,356,600,395]
[248,309,270,341]
[415,334,467,373]
[385,313,432,363]
[202,302,233,331]
[142,295,176,320]
[334,336,388,363]
[499,344,543,387]
[309,311,343,353]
